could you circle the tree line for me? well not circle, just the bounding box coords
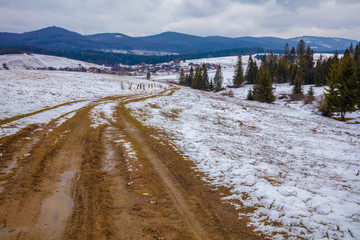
[179,40,360,120]
[0,45,265,66]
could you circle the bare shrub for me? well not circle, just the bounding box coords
[304,95,315,104]
[316,95,332,116]
[290,93,305,101]
[221,90,234,97]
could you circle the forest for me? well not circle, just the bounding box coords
[179,40,360,120]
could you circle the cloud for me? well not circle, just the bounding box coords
[0,0,359,40]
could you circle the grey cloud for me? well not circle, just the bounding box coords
[0,0,359,40]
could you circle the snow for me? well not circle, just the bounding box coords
[127,85,360,239]
[0,53,102,70]
[90,101,118,128]
[0,69,168,138]
[1,53,358,239]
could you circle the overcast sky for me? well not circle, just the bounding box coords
[1,0,359,40]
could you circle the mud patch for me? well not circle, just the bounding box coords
[36,170,76,239]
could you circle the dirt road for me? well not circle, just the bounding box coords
[0,89,264,239]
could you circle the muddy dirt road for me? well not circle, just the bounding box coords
[0,89,263,239]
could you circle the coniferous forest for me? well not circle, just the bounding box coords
[179,40,360,120]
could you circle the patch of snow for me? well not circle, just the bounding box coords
[0,70,169,137]
[90,101,118,128]
[0,54,102,70]
[126,85,360,239]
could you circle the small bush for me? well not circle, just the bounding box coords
[221,90,234,97]
[304,95,315,104]
[290,93,305,101]
[316,95,332,116]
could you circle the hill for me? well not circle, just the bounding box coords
[0,26,357,54]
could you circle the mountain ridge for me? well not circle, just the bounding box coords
[0,26,358,54]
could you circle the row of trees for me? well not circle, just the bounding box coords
[324,47,360,120]
[179,63,224,91]
[234,41,360,119]
[178,40,360,120]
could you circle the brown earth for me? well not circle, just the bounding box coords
[0,89,265,239]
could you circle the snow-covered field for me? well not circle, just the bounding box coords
[0,53,102,70]
[127,86,360,239]
[0,70,168,137]
[1,53,358,239]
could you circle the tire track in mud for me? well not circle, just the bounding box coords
[0,88,263,239]
[0,104,92,239]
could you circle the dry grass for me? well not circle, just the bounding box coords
[0,100,83,125]
[116,95,267,239]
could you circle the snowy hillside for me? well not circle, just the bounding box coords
[0,70,168,138]
[127,86,360,239]
[0,53,102,70]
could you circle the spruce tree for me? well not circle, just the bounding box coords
[289,63,298,84]
[314,58,323,86]
[179,67,186,85]
[297,39,306,62]
[355,43,360,108]
[275,57,289,83]
[202,63,209,90]
[268,50,277,81]
[293,68,303,95]
[354,43,360,65]
[307,86,314,96]
[253,58,275,103]
[245,55,258,84]
[213,65,223,92]
[192,66,202,89]
[233,54,244,87]
[247,87,254,100]
[284,43,290,63]
[186,66,194,87]
[290,46,296,63]
[303,45,314,84]
[349,42,354,56]
[325,52,358,120]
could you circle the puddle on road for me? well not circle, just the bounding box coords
[36,170,76,239]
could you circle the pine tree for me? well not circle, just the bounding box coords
[293,68,303,94]
[307,86,314,96]
[284,43,290,63]
[209,78,214,91]
[247,87,254,100]
[202,63,209,90]
[297,39,306,62]
[213,65,223,92]
[349,42,354,56]
[268,50,277,81]
[290,46,296,63]
[303,45,314,84]
[179,67,186,85]
[186,66,194,87]
[325,52,358,120]
[354,43,360,65]
[192,66,202,89]
[355,43,360,108]
[289,63,298,84]
[233,54,244,87]
[245,55,258,84]
[275,57,289,83]
[253,58,275,103]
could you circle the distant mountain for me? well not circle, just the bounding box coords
[0,26,358,54]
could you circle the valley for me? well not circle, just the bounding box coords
[0,56,359,239]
